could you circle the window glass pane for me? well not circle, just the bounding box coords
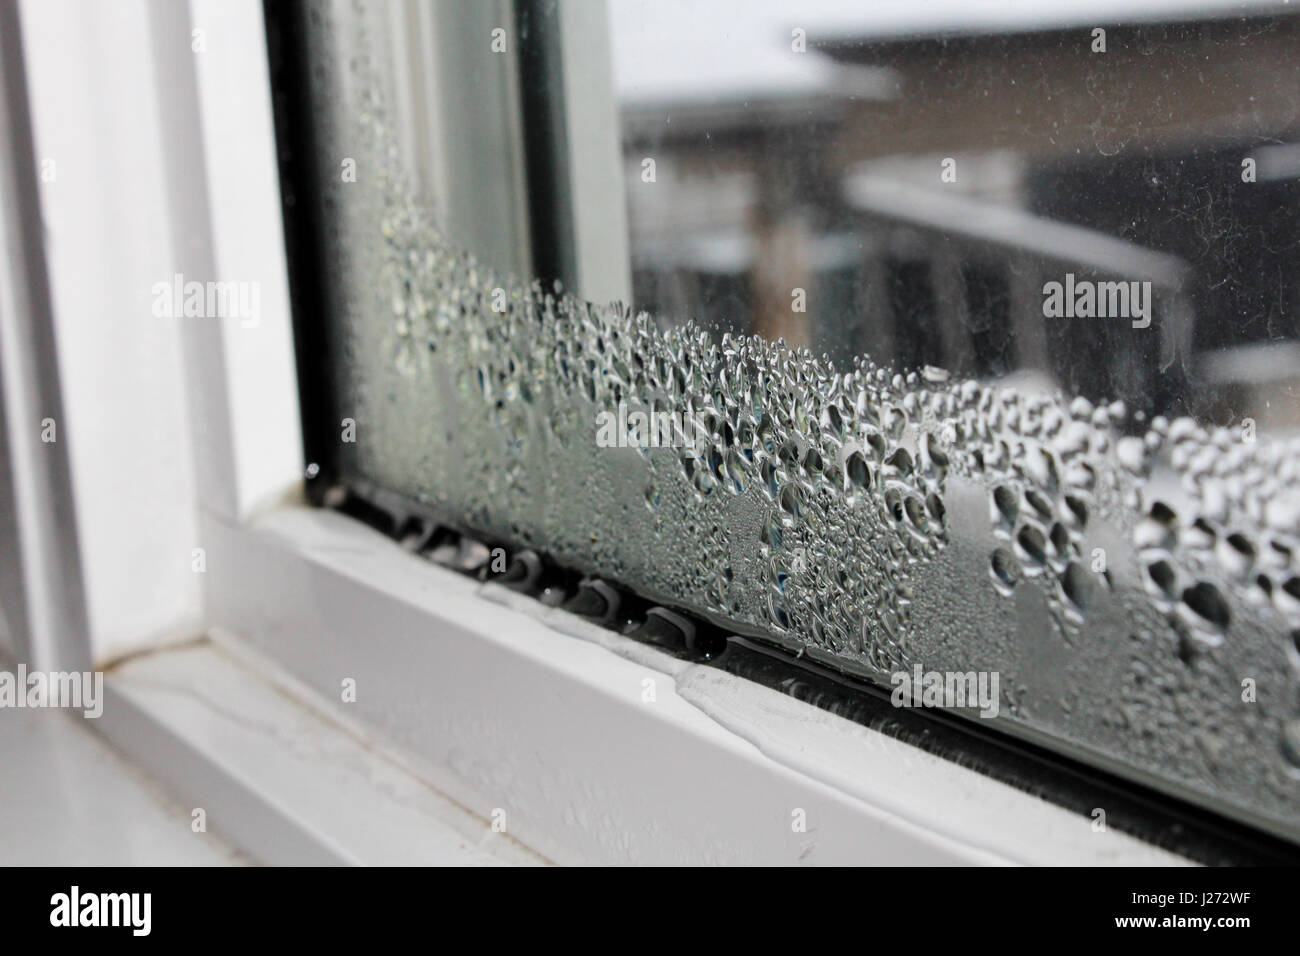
[611,0,1300,421]
[285,0,1300,842]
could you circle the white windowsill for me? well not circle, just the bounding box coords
[89,502,1188,866]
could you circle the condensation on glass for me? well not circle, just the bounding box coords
[294,0,1300,841]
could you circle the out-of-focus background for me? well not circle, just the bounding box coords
[608,0,1300,428]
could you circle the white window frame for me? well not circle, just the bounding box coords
[0,0,1186,865]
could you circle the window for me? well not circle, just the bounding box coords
[263,0,1300,851]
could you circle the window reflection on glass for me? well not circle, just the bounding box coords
[610,0,1300,428]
